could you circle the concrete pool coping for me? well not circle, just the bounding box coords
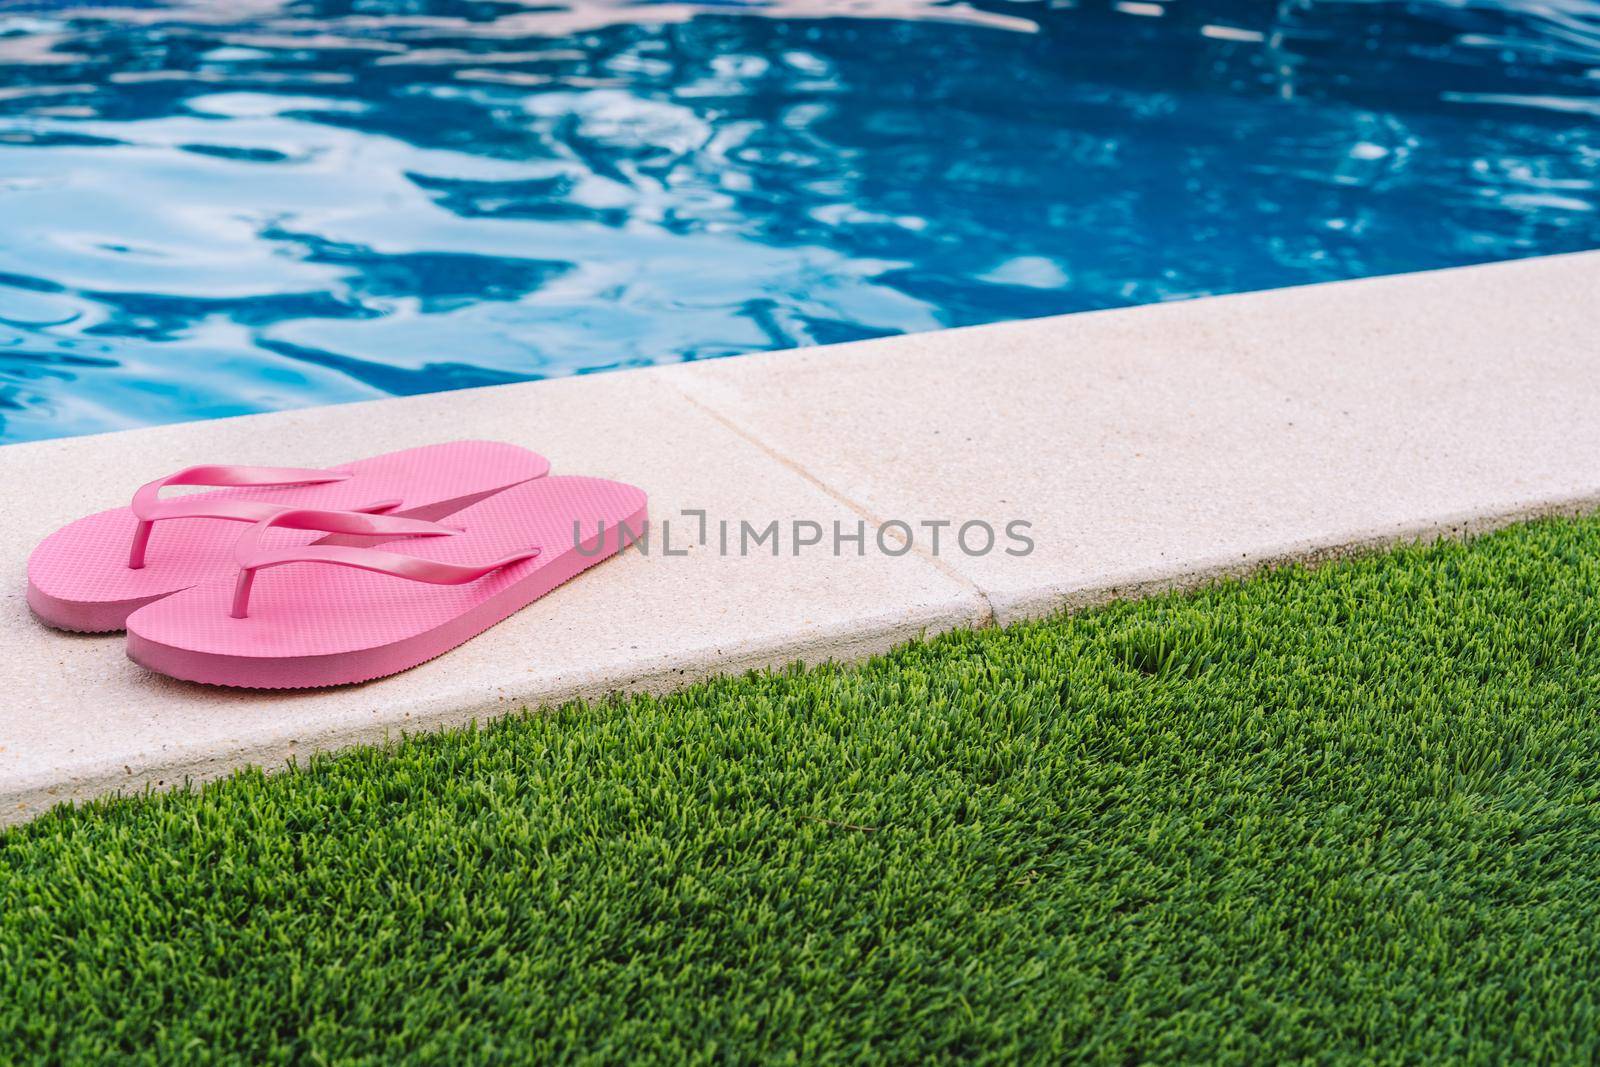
[3,249,1598,826]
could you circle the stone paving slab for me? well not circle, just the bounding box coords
[0,371,985,825]
[3,251,1597,825]
[676,250,1600,622]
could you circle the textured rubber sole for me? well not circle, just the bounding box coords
[28,586,168,635]
[125,500,645,688]
[28,482,520,634]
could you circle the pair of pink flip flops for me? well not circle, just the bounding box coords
[27,441,646,688]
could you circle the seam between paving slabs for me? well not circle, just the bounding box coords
[669,379,1000,626]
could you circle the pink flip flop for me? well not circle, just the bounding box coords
[28,440,549,633]
[125,475,647,689]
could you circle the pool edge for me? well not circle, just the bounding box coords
[4,249,1599,827]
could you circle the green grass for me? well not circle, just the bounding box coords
[7,517,1600,1064]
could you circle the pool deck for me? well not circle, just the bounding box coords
[3,250,1599,825]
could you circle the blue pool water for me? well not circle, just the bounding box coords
[2,0,1598,444]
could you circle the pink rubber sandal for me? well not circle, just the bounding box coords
[28,440,549,633]
[124,475,647,688]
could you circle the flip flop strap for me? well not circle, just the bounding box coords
[127,464,378,569]
[229,507,541,619]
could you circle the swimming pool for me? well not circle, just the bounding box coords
[1,0,1597,444]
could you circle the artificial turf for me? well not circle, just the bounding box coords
[6,517,1600,1064]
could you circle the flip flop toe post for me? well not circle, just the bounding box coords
[125,476,647,688]
[28,440,548,633]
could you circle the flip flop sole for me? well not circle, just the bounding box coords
[125,481,645,689]
[29,585,171,635]
[28,441,548,633]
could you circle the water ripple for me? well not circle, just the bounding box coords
[0,0,1597,442]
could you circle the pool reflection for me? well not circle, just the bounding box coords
[0,0,1596,441]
